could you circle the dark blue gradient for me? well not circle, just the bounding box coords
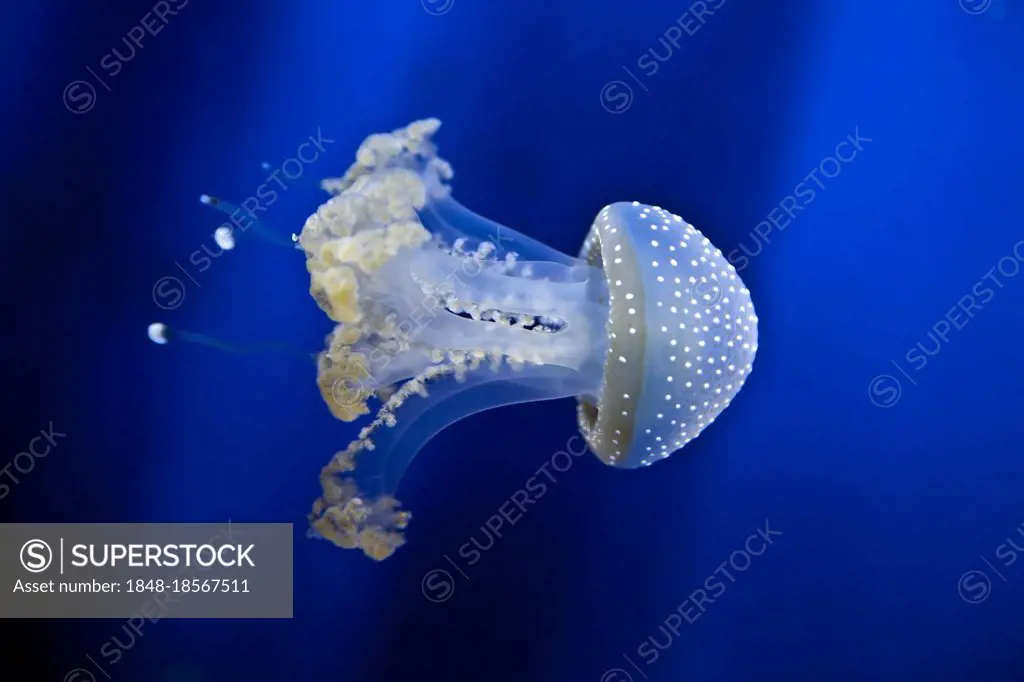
[3,1,1024,680]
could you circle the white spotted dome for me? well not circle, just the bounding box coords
[576,202,758,468]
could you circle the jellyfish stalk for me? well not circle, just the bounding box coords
[300,119,612,559]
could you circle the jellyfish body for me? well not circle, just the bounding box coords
[294,119,758,560]
[149,119,757,559]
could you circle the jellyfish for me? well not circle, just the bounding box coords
[153,118,758,561]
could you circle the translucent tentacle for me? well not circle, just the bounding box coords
[199,194,298,249]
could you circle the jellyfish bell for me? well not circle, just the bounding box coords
[576,202,758,469]
[297,119,759,560]
[150,118,758,561]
